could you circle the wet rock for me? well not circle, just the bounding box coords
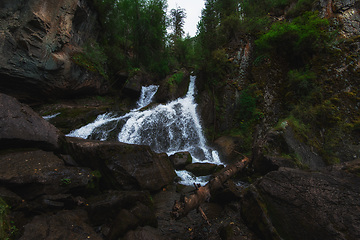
[0,0,107,102]
[214,136,246,163]
[19,210,102,240]
[66,137,176,191]
[185,163,220,176]
[87,190,153,226]
[169,151,192,170]
[122,226,166,240]
[107,202,157,240]
[155,69,190,103]
[0,150,93,199]
[0,93,64,150]
[0,187,23,207]
[242,163,360,240]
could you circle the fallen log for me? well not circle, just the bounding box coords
[171,157,250,219]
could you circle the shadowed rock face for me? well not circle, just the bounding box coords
[0,0,107,102]
[66,137,176,191]
[242,163,360,240]
[0,93,64,150]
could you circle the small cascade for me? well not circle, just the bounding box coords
[133,85,159,110]
[67,76,221,183]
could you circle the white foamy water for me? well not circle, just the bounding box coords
[67,76,222,184]
[43,112,61,120]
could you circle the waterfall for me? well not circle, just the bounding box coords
[67,76,221,183]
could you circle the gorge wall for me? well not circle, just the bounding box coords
[198,0,360,166]
[0,0,107,103]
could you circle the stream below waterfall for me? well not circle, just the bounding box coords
[67,76,221,185]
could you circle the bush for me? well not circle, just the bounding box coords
[287,69,316,99]
[72,39,108,79]
[255,11,330,65]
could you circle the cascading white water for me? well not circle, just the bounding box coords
[133,85,159,110]
[67,76,221,184]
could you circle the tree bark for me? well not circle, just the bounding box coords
[171,157,250,219]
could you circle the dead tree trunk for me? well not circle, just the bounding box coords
[171,157,250,219]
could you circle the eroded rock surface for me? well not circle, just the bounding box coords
[0,93,64,150]
[0,0,107,102]
[242,163,360,240]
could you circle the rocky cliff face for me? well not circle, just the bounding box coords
[0,0,107,103]
[200,0,360,166]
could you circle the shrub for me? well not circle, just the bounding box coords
[0,198,17,240]
[255,11,330,65]
[72,39,108,79]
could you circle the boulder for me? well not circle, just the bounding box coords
[155,69,190,103]
[169,151,192,170]
[66,137,176,191]
[87,190,153,226]
[0,93,64,150]
[241,162,360,240]
[0,150,93,199]
[214,136,246,163]
[122,226,166,240]
[19,210,102,240]
[0,0,107,102]
[185,162,220,176]
[107,202,157,240]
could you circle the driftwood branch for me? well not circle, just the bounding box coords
[171,157,250,219]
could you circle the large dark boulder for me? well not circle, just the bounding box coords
[0,93,64,150]
[87,190,153,226]
[0,150,93,199]
[66,137,176,191]
[122,226,166,240]
[19,210,102,240]
[185,162,220,176]
[169,151,192,170]
[0,0,107,102]
[242,161,360,240]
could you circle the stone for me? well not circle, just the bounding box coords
[19,210,102,240]
[87,190,153,226]
[242,163,360,240]
[0,93,64,150]
[66,137,176,191]
[107,202,158,240]
[169,151,192,170]
[185,162,219,176]
[252,125,325,175]
[122,226,166,240]
[0,0,107,102]
[154,69,190,103]
[0,150,93,199]
[214,136,246,163]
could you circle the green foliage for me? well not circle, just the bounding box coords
[93,0,169,76]
[60,178,72,186]
[72,39,108,79]
[285,69,316,103]
[169,7,186,40]
[170,37,196,69]
[255,11,330,65]
[167,72,184,87]
[0,198,17,240]
[286,0,316,18]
